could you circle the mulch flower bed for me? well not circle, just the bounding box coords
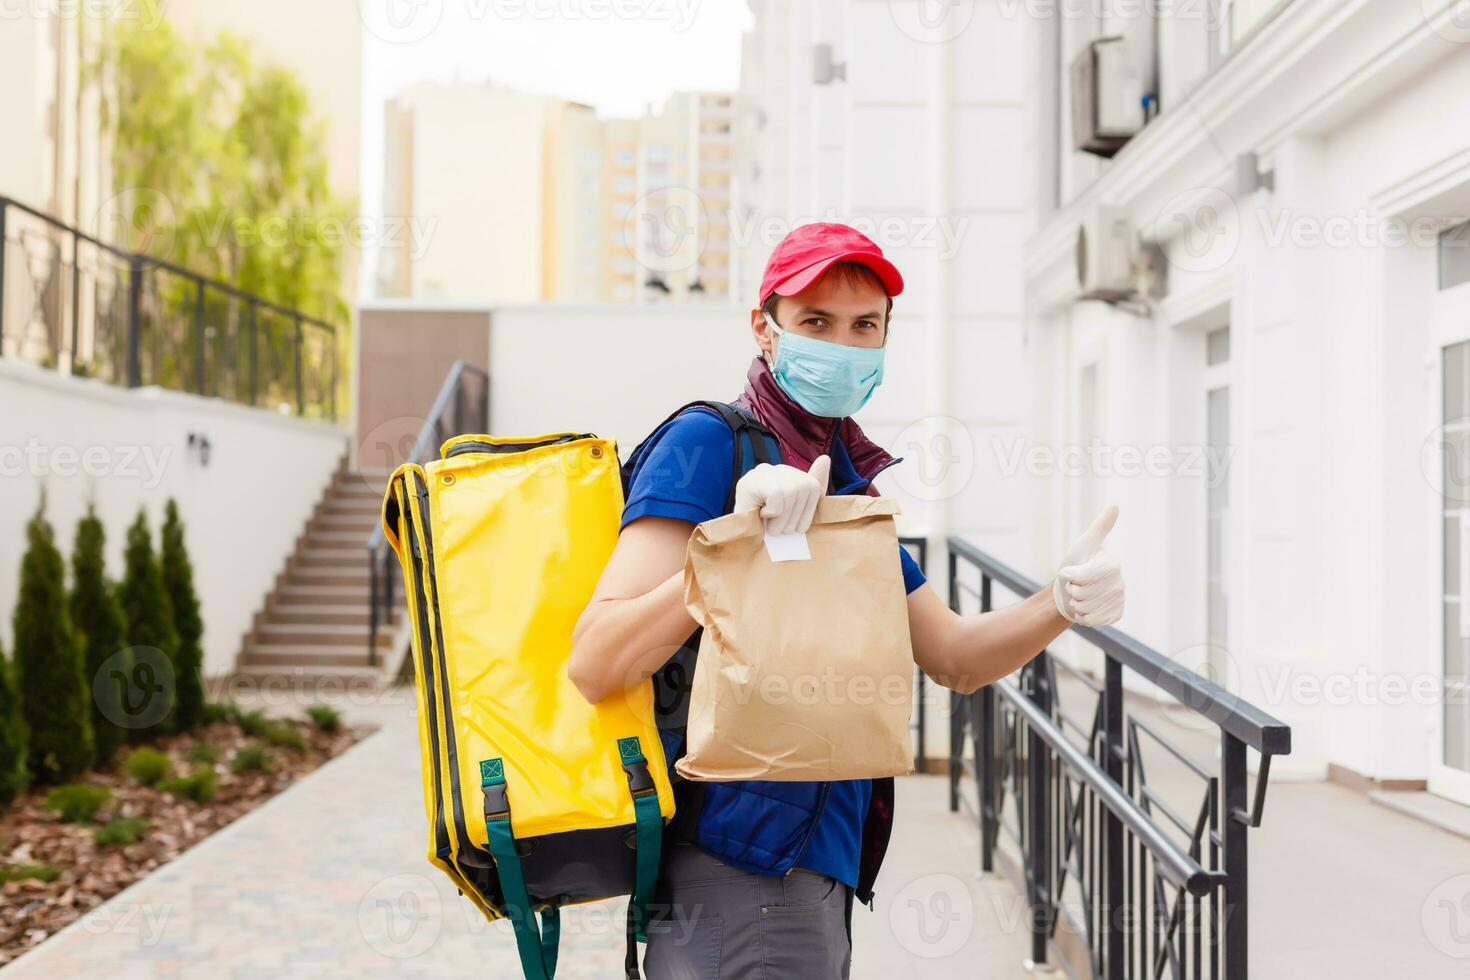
[0,714,372,965]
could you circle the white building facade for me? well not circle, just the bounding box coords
[1023,0,1470,798]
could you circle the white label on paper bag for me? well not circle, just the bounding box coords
[764,529,811,563]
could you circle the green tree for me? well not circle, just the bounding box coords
[119,509,178,737]
[0,640,28,806]
[13,499,94,783]
[93,1,353,406]
[161,501,205,731]
[71,507,130,765]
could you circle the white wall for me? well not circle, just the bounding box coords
[488,304,760,454]
[0,362,348,677]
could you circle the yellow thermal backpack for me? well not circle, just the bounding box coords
[381,432,676,980]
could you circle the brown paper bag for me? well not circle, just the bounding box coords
[677,494,915,782]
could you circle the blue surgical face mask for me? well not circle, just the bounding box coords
[762,312,886,418]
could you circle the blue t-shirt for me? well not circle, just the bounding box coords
[621,406,925,887]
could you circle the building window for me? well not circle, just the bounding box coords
[1441,220,1470,291]
[615,150,635,166]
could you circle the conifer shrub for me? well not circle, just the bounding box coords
[14,498,94,781]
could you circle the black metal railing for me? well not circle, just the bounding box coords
[0,196,341,420]
[946,538,1290,980]
[366,360,490,664]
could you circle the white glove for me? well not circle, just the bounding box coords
[1053,505,1125,627]
[733,455,831,535]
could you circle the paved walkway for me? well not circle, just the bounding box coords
[0,694,1028,979]
[11,686,1468,978]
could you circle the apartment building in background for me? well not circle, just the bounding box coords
[378,83,578,302]
[381,84,735,304]
[613,91,737,304]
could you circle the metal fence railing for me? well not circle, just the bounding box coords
[946,538,1291,980]
[0,195,341,421]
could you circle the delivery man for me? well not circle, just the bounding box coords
[568,222,1125,978]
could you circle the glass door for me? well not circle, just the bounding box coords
[1431,226,1470,805]
[1436,340,1470,804]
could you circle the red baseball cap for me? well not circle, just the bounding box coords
[758,222,904,306]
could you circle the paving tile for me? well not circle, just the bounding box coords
[1,697,1027,979]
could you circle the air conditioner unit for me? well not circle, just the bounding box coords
[1076,206,1136,300]
[1071,36,1145,158]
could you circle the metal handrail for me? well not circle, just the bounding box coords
[947,536,1291,980]
[0,195,340,419]
[995,678,1219,897]
[0,195,337,332]
[366,360,490,664]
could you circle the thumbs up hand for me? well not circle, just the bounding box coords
[1053,505,1125,627]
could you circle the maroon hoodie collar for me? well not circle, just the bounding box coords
[731,355,897,494]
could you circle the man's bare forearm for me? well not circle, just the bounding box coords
[569,568,693,703]
[913,585,1070,694]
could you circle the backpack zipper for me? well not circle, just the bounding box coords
[785,781,833,875]
[444,433,594,457]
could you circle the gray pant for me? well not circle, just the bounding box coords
[643,839,854,979]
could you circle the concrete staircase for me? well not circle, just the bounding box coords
[235,461,403,688]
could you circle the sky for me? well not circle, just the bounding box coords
[357,0,752,290]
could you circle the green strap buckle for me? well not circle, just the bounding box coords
[481,758,510,821]
[480,756,559,979]
[616,737,663,951]
[617,736,657,798]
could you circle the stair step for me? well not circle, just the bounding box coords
[323,499,383,515]
[263,605,389,626]
[240,644,383,668]
[302,530,373,548]
[274,584,375,604]
[286,555,367,570]
[312,511,379,527]
[295,548,368,568]
[332,480,389,498]
[287,569,371,588]
[232,663,388,688]
[252,623,391,647]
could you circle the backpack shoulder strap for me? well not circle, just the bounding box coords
[620,400,781,514]
[692,401,780,514]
